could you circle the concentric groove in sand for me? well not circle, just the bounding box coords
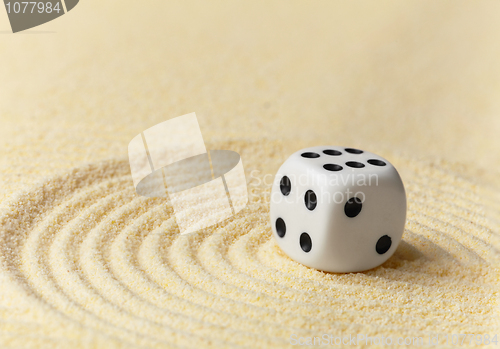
[0,158,498,347]
[77,200,242,348]
[211,226,495,331]
[138,219,319,341]
[95,203,280,347]
[110,213,292,346]
[20,184,175,347]
[231,229,495,318]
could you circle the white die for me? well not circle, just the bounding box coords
[270,146,407,273]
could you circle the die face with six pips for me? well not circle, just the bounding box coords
[270,146,407,273]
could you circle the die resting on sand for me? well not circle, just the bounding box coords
[270,146,407,273]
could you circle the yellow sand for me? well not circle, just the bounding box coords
[0,1,499,348]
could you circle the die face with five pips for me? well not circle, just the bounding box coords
[270,146,407,273]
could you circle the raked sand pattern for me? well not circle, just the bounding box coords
[0,150,499,348]
[1,1,500,347]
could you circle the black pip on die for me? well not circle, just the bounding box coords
[270,146,407,272]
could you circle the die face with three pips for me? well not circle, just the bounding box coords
[270,146,407,273]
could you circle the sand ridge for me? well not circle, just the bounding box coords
[0,152,498,348]
[0,1,499,347]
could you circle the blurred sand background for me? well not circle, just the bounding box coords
[0,1,499,348]
[1,1,499,188]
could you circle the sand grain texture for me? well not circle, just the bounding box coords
[0,1,499,348]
